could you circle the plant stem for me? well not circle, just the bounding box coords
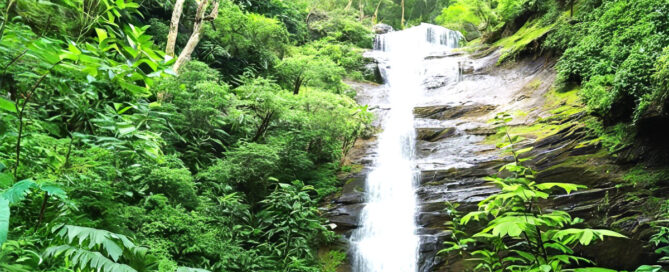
[14,71,49,180]
[36,192,49,227]
[0,0,15,41]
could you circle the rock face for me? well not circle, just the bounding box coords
[373,23,394,34]
[325,48,660,271]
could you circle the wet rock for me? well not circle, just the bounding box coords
[425,51,464,60]
[419,161,501,185]
[458,60,475,74]
[464,127,497,135]
[580,237,656,270]
[414,104,496,120]
[340,172,367,196]
[362,59,384,84]
[417,211,451,229]
[337,191,364,204]
[373,23,394,34]
[416,127,457,142]
[326,203,365,230]
[423,76,450,89]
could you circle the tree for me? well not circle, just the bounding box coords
[401,0,405,27]
[167,0,221,73]
[166,0,186,56]
[373,0,384,24]
[275,54,346,95]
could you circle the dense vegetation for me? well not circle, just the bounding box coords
[0,0,376,271]
[435,0,668,124]
[1,0,668,271]
[434,0,669,271]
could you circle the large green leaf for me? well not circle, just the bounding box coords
[634,265,663,272]
[43,245,137,272]
[53,225,143,261]
[0,173,13,188]
[491,221,525,237]
[535,183,586,194]
[0,197,9,246]
[2,179,37,204]
[0,97,16,113]
[39,182,68,200]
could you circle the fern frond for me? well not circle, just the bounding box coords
[43,245,137,272]
[52,225,146,262]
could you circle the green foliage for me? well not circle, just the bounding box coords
[441,114,626,271]
[0,0,371,271]
[319,250,347,272]
[233,0,310,43]
[0,178,68,246]
[301,39,369,79]
[256,181,329,268]
[0,238,42,271]
[275,53,346,95]
[552,0,669,122]
[623,166,669,188]
[203,0,290,78]
[143,167,198,210]
[308,10,374,48]
[634,201,669,272]
[43,224,157,272]
[435,0,490,33]
[584,119,635,153]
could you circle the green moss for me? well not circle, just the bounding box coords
[623,165,669,187]
[541,149,620,181]
[484,122,556,145]
[494,19,557,64]
[527,79,543,91]
[584,119,636,153]
[544,87,581,109]
[512,110,529,118]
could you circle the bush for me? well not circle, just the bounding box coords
[144,166,199,210]
[554,0,669,122]
[308,11,373,48]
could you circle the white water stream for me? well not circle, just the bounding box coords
[350,24,463,272]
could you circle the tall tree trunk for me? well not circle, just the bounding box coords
[345,0,353,10]
[373,0,382,24]
[570,0,574,17]
[358,0,364,22]
[173,0,219,73]
[400,0,405,28]
[166,0,186,57]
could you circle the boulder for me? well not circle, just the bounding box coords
[423,75,451,89]
[363,60,384,84]
[416,127,457,142]
[373,23,394,34]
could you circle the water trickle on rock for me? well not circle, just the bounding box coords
[350,24,463,272]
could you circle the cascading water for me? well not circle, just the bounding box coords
[350,24,463,272]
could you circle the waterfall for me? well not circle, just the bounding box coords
[350,24,463,272]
